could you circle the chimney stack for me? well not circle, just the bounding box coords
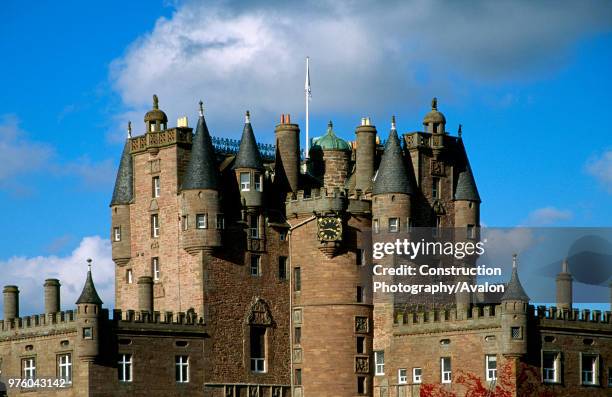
[555,259,573,311]
[44,279,61,314]
[3,285,19,320]
[138,276,154,313]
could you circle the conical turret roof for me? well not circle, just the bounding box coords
[501,255,529,302]
[76,263,103,305]
[182,103,219,190]
[454,163,480,202]
[110,139,133,206]
[233,111,264,170]
[373,124,414,195]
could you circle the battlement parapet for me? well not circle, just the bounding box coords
[285,187,371,216]
[393,305,501,334]
[530,305,612,328]
[130,127,193,153]
[112,309,206,330]
[0,310,77,339]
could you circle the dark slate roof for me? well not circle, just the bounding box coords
[76,270,103,305]
[373,129,414,195]
[182,115,219,190]
[110,140,133,206]
[454,163,481,202]
[501,259,529,302]
[233,117,264,170]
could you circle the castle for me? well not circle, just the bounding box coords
[0,95,610,396]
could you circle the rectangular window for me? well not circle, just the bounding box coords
[278,256,287,280]
[182,215,188,231]
[83,327,93,339]
[375,351,384,375]
[153,176,160,198]
[151,214,160,237]
[356,249,363,266]
[356,336,365,354]
[511,326,522,340]
[407,217,414,232]
[250,215,259,238]
[250,326,266,373]
[608,367,612,387]
[413,367,422,384]
[113,226,121,242]
[432,177,440,198]
[250,255,261,276]
[216,214,225,230]
[22,358,36,381]
[388,217,399,232]
[118,354,132,382]
[175,355,189,383]
[255,173,263,191]
[398,368,408,384]
[295,369,302,385]
[294,267,301,292]
[240,172,251,191]
[58,354,72,384]
[542,351,560,383]
[357,376,366,394]
[581,353,599,385]
[294,327,301,345]
[356,286,363,303]
[279,231,286,241]
[441,357,451,383]
[126,269,133,284]
[196,214,207,229]
[486,355,497,381]
[467,224,475,239]
[152,257,160,281]
[373,219,379,233]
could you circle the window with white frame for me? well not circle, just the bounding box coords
[113,226,121,242]
[152,257,160,281]
[153,176,160,198]
[151,214,160,237]
[373,219,379,234]
[118,354,132,382]
[407,217,414,232]
[542,351,560,383]
[175,355,189,383]
[196,214,207,229]
[398,368,407,384]
[441,357,451,383]
[250,326,266,373]
[22,358,35,380]
[83,327,93,339]
[240,172,251,191]
[250,255,261,276]
[374,351,384,375]
[58,354,72,383]
[486,355,497,381]
[181,215,188,231]
[126,269,133,284]
[413,367,422,384]
[216,214,225,230]
[388,217,399,232]
[581,353,599,385]
[250,215,259,238]
[255,173,263,191]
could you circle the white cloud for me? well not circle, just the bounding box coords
[109,0,612,140]
[0,236,114,316]
[586,150,612,193]
[525,207,572,226]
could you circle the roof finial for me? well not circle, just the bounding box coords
[198,100,204,117]
[458,124,462,138]
[153,94,159,110]
[245,110,251,123]
[431,97,438,110]
[328,120,333,131]
[127,121,132,138]
[562,258,569,273]
[512,253,518,269]
[391,115,397,130]
[87,258,92,272]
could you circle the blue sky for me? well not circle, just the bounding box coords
[1,0,611,313]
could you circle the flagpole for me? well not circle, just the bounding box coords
[305,56,310,159]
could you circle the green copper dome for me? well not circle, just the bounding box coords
[312,121,351,151]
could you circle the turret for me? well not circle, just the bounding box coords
[556,259,573,311]
[138,276,154,313]
[500,254,529,357]
[274,114,300,193]
[233,111,265,208]
[454,158,481,232]
[180,101,222,254]
[3,285,19,321]
[44,278,61,314]
[76,259,103,362]
[310,121,351,190]
[110,122,133,266]
[144,94,168,132]
[423,97,446,134]
[354,117,377,193]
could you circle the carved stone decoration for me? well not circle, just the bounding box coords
[318,241,341,258]
[355,356,369,373]
[355,316,369,333]
[149,159,161,174]
[246,297,274,326]
[433,200,446,215]
[430,159,445,176]
[151,240,159,249]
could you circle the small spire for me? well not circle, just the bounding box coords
[127,121,132,139]
[431,97,438,110]
[562,258,569,273]
[512,253,518,269]
[458,124,462,138]
[328,120,333,130]
[87,258,92,272]
[245,110,251,123]
[391,115,397,130]
[153,94,159,110]
[198,100,204,117]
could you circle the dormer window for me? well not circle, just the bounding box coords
[240,172,251,191]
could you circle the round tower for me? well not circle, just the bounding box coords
[76,259,103,362]
[180,101,222,254]
[274,114,300,193]
[3,285,19,321]
[138,276,154,313]
[110,122,133,266]
[310,121,351,190]
[233,111,265,208]
[500,254,529,357]
[556,258,573,311]
[354,117,377,193]
[44,278,61,314]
